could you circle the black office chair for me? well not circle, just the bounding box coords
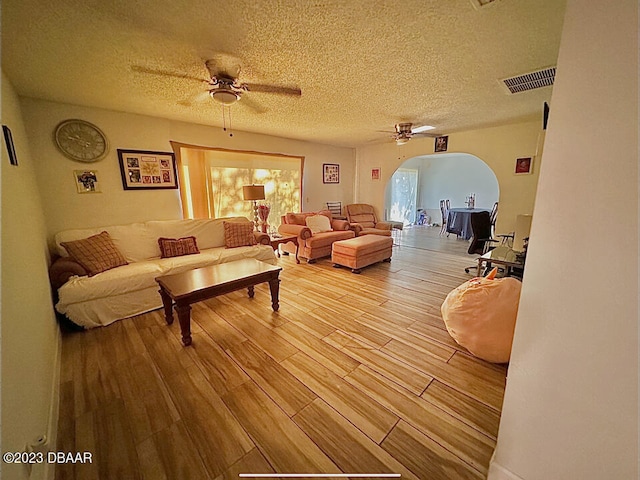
[464,211,499,274]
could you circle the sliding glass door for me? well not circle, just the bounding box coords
[388,168,418,226]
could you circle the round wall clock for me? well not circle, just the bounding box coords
[54,119,109,163]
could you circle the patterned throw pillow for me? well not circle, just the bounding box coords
[305,214,333,234]
[223,221,258,248]
[61,231,128,276]
[158,236,200,258]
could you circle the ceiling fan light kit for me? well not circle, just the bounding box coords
[390,122,437,145]
[210,89,241,105]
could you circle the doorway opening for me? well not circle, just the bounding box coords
[384,153,499,252]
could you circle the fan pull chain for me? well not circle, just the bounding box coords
[221,106,233,137]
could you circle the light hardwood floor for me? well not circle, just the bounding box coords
[56,226,507,479]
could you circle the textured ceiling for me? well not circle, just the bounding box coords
[2,0,566,148]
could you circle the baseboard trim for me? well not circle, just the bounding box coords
[40,327,62,480]
[488,460,525,480]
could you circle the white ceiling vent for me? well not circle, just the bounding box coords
[501,67,556,94]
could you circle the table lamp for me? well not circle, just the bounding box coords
[242,184,265,231]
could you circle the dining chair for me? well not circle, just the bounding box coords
[464,211,499,274]
[439,199,450,236]
[326,201,346,219]
[489,202,498,236]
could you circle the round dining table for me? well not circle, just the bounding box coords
[446,208,490,240]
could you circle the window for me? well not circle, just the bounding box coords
[172,143,303,224]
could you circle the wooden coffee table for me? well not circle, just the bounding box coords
[155,259,282,346]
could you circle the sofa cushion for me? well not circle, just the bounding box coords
[61,231,128,276]
[349,213,376,228]
[55,222,155,263]
[305,215,333,234]
[158,236,200,258]
[358,227,392,236]
[305,230,355,249]
[224,221,258,248]
[147,217,250,252]
[286,213,307,225]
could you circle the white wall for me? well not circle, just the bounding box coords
[20,98,355,241]
[1,74,61,480]
[416,154,499,211]
[356,120,541,234]
[489,1,638,479]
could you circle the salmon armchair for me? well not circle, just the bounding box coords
[345,204,392,236]
[278,210,355,263]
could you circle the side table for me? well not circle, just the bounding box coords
[269,235,300,263]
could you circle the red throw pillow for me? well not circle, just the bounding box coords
[60,231,128,276]
[223,221,258,248]
[158,236,200,258]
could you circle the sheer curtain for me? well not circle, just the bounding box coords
[388,168,418,226]
[171,142,303,225]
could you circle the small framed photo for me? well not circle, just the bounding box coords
[3,125,18,166]
[371,168,381,180]
[118,149,178,189]
[434,136,448,153]
[323,163,340,184]
[515,157,533,175]
[74,170,101,193]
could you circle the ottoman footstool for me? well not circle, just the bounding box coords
[331,235,393,273]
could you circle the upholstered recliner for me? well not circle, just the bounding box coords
[278,210,355,263]
[345,204,392,236]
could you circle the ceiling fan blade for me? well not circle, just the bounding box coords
[413,132,439,138]
[177,90,212,107]
[244,83,302,96]
[131,65,208,83]
[238,95,268,114]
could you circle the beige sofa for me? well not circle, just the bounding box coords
[49,217,276,328]
[278,210,355,262]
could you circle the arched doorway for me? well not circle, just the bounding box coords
[384,153,500,227]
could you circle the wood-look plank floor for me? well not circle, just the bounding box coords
[55,226,507,479]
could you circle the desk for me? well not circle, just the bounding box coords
[477,246,525,277]
[447,208,490,240]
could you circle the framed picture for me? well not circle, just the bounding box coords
[323,163,340,184]
[118,149,178,189]
[371,168,381,180]
[2,125,18,166]
[434,135,449,153]
[74,170,101,193]
[515,157,533,175]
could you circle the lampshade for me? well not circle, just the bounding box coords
[242,184,265,201]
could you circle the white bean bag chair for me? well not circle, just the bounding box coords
[441,268,522,363]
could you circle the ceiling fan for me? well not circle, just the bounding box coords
[391,123,437,145]
[131,55,302,109]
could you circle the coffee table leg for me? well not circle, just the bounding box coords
[159,288,174,325]
[268,277,280,311]
[248,285,255,298]
[175,303,192,346]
